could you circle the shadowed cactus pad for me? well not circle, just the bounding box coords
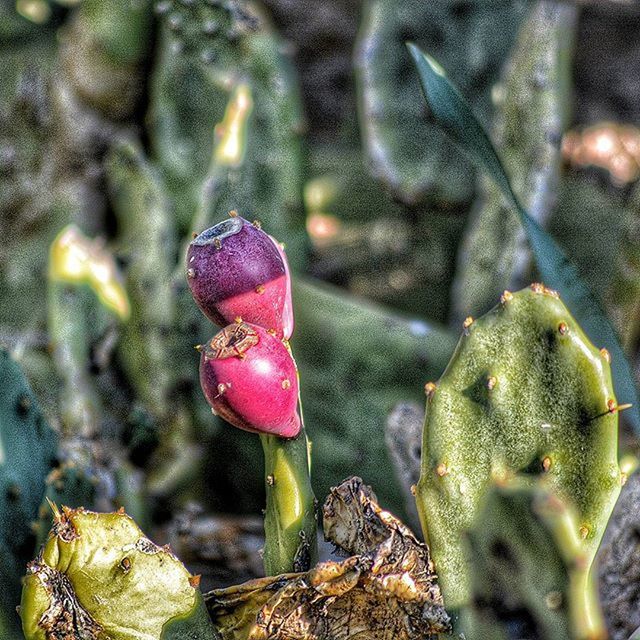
[21,507,220,640]
[462,482,605,640]
[416,284,622,609]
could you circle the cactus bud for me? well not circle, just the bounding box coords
[199,322,300,437]
[187,216,293,339]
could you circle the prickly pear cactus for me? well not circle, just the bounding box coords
[0,348,58,635]
[452,0,577,323]
[461,482,605,640]
[21,506,221,639]
[355,0,528,206]
[416,284,622,608]
[149,0,307,264]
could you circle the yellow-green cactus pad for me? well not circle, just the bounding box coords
[416,284,622,609]
[21,506,220,640]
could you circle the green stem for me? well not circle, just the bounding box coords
[260,413,317,575]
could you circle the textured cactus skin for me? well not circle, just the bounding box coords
[21,508,221,639]
[0,348,58,636]
[452,1,577,324]
[461,482,605,640]
[106,139,177,417]
[149,0,307,265]
[355,0,528,206]
[416,285,622,609]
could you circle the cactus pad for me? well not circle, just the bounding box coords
[21,507,220,640]
[416,284,622,608]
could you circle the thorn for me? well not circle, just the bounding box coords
[558,322,568,335]
[616,403,633,413]
[463,316,473,330]
[579,525,589,540]
[252,219,262,229]
[229,210,238,217]
[281,379,291,390]
[211,407,218,416]
[436,462,449,477]
[46,498,61,522]
[500,290,513,304]
[487,376,497,390]
[424,382,437,399]
[192,231,198,239]
[117,506,126,515]
[187,268,196,279]
[410,484,417,496]
[194,344,203,352]
[234,316,243,324]
[213,237,222,250]
[542,456,551,472]
[217,383,227,396]
[266,474,275,486]
[255,284,265,295]
[600,348,611,363]
[189,574,202,588]
[267,328,277,336]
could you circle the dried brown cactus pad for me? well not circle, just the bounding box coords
[205,476,450,639]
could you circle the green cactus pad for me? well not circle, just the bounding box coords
[416,284,622,608]
[452,0,577,323]
[461,482,605,640]
[21,507,220,640]
[355,0,528,205]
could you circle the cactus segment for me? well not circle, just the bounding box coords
[416,285,621,608]
[105,139,177,416]
[0,348,58,635]
[461,482,605,640]
[149,0,306,263]
[452,1,577,323]
[21,507,221,640]
[58,0,154,119]
[355,0,528,205]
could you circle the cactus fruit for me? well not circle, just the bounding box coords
[415,284,622,609]
[21,506,221,640]
[187,217,293,340]
[199,321,300,438]
[355,0,528,206]
[461,482,605,640]
[0,348,58,635]
[452,1,577,323]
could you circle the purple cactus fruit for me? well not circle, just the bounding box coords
[187,215,294,340]
[199,321,300,438]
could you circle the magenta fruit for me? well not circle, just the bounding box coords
[199,321,300,438]
[187,216,293,340]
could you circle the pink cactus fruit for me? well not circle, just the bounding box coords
[199,321,300,438]
[187,215,293,340]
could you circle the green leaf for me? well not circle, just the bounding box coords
[407,42,640,434]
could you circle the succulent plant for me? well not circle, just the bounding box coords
[21,506,220,639]
[415,284,622,610]
[461,481,605,640]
